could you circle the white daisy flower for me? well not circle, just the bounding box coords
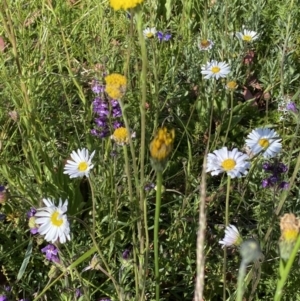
[35,198,70,244]
[201,60,231,80]
[198,39,214,51]
[143,27,157,39]
[245,128,282,158]
[64,148,95,178]
[236,29,259,42]
[206,147,250,178]
[219,224,242,248]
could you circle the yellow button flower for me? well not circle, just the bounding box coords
[150,127,175,164]
[111,127,133,146]
[105,73,127,100]
[109,0,144,11]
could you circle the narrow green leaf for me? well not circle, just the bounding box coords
[17,239,33,281]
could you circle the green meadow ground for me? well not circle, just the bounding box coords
[1,0,300,300]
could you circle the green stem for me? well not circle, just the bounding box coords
[223,92,234,146]
[223,176,231,301]
[88,177,96,239]
[122,145,138,297]
[154,171,163,301]
[136,9,148,300]
[274,234,300,301]
[236,260,247,301]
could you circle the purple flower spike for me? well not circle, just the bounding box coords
[41,244,60,263]
[0,295,8,301]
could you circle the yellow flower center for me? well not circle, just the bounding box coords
[50,211,63,227]
[146,32,154,38]
[211,66,220,74]
[226,81,238,90]
[258,138,269,149]
[243,35,252,42]
[112,127,129,145]
[78,162,88,171]
[283,229,298,242]
[221,158,236,171]
[200,39,210,48]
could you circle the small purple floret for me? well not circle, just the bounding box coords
[157,31,172,41]
[41,244,60,263]
[286,101,297,113]
[27,208,37,218]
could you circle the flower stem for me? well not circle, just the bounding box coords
[223,176,231,301]
[88,177,96,238]
[136,9,148,299]
[223,91,234,147]
[236,260,247,301]
[154,171,163,301]
[274,234,300,301]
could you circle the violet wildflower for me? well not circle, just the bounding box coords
[111,99,122,117]
[0,186,7,204]
[262,162,272,171]
[0,295,8,301]
[262,160,289,190]
[279,181,289,190]
[145,183,155,191]
[27,208,37,218]
[113,121,123,129]
[157,31,171,41]
[41,244,60,263]
[286,101,297,113]
[75,288,83,298]
[269,175,278,185]
[122,249,130,260]
[91,80,104,94]
[277,163,288,173]
[91,86,123,139]
[262,178,269,188]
